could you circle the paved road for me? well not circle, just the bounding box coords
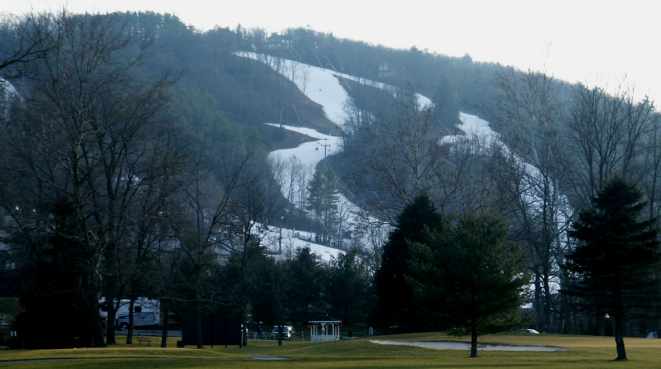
[370,339,566,352]
[117,329,182,337]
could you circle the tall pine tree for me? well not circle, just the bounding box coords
[566,178,660,361]
[284,248,324,329]
[374,194,442,331]
[307,167,340,245]
[326,249,372,337]
[409,213,526,357]
[14,199,103,348]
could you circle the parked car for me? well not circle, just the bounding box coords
[271,325,293,340]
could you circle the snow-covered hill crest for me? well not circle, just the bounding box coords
[236,51,432,131]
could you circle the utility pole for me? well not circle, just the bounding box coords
[278,215,284,254]
[319,142,331,158]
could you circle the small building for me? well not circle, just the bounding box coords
[308,320,341,342]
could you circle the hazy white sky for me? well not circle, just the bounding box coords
[3,0,661,103]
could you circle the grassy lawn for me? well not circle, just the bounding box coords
[1,334,661,368]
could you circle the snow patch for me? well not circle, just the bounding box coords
[0,78,17,95]
[0,77,19,119]
[254,223,344,262]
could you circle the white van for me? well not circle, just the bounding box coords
[116,310,159,330]
[99,297,160,329]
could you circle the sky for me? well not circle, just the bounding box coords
[2,0,661,103]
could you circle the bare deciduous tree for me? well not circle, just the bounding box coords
[496,69,571,331]
[343,95,449,222]
[568,84,655,203]
[0,13,53,75]
[0,12,182,346]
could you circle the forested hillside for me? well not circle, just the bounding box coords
[2,11,661,349]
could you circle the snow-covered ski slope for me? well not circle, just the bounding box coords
[263,123,367,218]
[237,52,432,131]
[237,51,569,258]
[236,52,395,212]
[265,121,382,250]
[266,123,340,170]
[265,123,341,202]
[236,51,413,251]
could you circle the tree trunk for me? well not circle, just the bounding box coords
[591,312,600,336]
[94,314,106,347]
[542,269,552,331]
[196,298,203,349]
[558,272,572,334]
[533,271,544,330]
[126,296,136,344]
[86,288,105,347]
[614,316,627,361]
[161,300,169,348]
[105,298,116,345]
[470,322,478,358]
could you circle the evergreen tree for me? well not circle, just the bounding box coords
[410,213,526,358]
[244,246,286,328]
[14,199,103,348]
[374,194,442,331]
[326,249,372,336]
[306,167,340,245]
[284,248,324,329]
[431,75,459,128]
[566,178,660,361]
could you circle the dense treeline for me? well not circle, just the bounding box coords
[263,25,661,360]
[330,53,661,341]
[339,76,661,340]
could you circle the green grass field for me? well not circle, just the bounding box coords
[2,333,661,369]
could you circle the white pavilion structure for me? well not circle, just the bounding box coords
[308,320,341,342]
